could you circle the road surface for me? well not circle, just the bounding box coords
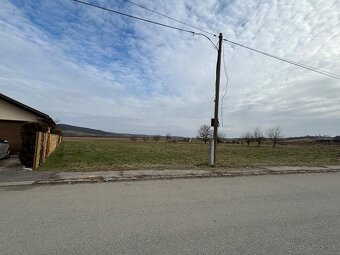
[0,173,339,254]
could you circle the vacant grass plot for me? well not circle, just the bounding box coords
[40,138,340,171]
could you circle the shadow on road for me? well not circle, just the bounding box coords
[0,155,22,170]
[0,156,55,185]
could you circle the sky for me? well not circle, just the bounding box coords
[0,0,339,137]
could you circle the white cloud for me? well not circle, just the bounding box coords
[0,0,339,137]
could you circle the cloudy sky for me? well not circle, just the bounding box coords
[0,0,339,137]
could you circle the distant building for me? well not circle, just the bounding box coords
[0,93,55,153]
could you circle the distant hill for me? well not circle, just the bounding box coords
[57,124,187,139]
[57,124,118,137]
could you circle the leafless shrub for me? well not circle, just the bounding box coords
[217,131,225,143]
[242,131,253,146]
[266,126,283,147]
[197,124,213,143]
[253,127,264,147]
[153,134,160,142]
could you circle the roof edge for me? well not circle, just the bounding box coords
[0,93,56,126]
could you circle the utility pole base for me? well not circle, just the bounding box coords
[209,140,215,167]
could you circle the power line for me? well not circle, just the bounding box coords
[125,0,339,80]
[125,0,217,37]
[195,33,218,50]
[124,1,217,49]
[73,0,196,35]
[223,38,340,80]
[73,0,340,81]
[73,0,217,49]
[122,0,340,80]
[221,44,229,127]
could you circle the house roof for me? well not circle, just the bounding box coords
[0,93,55,126]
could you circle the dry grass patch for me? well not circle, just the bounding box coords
[40,138,340,171]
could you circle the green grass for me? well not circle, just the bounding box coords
[40,139,340,171]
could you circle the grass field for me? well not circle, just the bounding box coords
[40,137,340,171]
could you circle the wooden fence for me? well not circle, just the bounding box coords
[33,132,62,170]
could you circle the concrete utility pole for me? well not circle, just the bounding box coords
[211,33,223,166]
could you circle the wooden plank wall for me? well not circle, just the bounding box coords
[33,132,62,170]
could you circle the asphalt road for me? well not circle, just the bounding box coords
[0,174,339,255]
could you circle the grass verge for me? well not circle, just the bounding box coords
[39,138,340,171]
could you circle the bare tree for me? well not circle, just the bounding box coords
[242,131,253,146]
[153,134,160,142]
[217,131,225,143]
[142,136,148,143]
[266,126,282,147]
[197,124,213,143]
[166,133,171,141]
[253,127,264,147]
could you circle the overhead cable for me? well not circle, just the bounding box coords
[220,44,229,127]
[73,0,218,49]
[125,0,217,37]
[73,0,340,80]
[224,38,340,80]
[73,0,196,34]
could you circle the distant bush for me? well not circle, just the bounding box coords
[19,122,49,167]
[51,129,63,136]
[153,134,160,142]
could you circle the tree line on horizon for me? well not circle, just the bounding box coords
[197,125,283,147]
